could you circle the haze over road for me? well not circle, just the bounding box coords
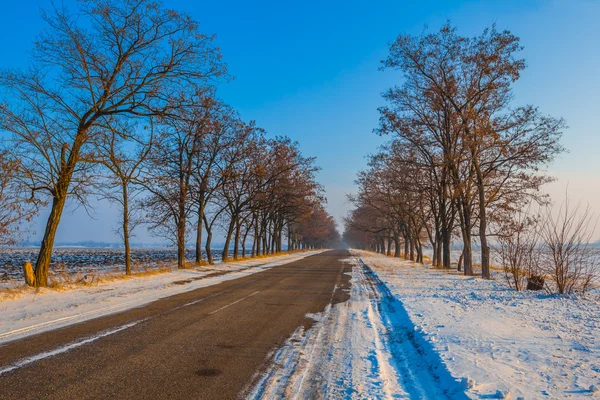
[0,250,351,400]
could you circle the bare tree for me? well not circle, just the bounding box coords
[378,23,564,277]
[539,195,599,295]
[218,129,263,261]
[0,149,40,247]
[142,94,216,268]
[0,0,225,286]
[189,101,238,265]
[496,207,542,291]
[97,119,153,275]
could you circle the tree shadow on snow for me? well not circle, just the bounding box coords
[359,259,470,400]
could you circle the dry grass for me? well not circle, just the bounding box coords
[0,250,314,299]
[192,260,211,267]
[188,249,316,266]
[471,263,504,272]
[0,262,174,299]
[226,249,311,262]
[0,285,32,301]
[98,265,173,284]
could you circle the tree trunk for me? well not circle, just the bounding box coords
[263,229,269,254]
[258,219,266,255]
[241,222,251,258]
[195,199,205,265]
[277,224,283,253]
[233,219,241,259]
[122,182,131,275]
[254,215,260,256]
[477,183,491,279]
[204,215,214,265]
[175,178,187,269]
[177,217,186,269]
[440,188,452,268]
[461,232,473,275]
[473,142,491,279]
[463,233,474,274]
[394,234,401,257]
[35,193,67,287]
[417,240,423,263]
[34,141,83,286]
[222,216,236,261]
[455,195,474,275]
[442,224,451,268]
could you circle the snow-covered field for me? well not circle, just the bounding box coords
[250,250,600,399]
[0,251,324,345]
[0,247,253,281]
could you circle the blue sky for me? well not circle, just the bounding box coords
[1,0,599,243]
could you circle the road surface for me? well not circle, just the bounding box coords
[0,250,351,400]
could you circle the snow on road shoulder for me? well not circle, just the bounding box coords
[0,251,325,345]
[248,256,468,399]
[355,249,600,399]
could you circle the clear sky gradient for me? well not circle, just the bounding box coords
[1,0,599,243]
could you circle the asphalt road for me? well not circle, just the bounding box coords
[0,250,352,400]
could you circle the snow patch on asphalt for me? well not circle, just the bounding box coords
[248,256,467,399]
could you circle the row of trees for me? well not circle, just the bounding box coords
[344,24,597,293]
[0,0,339,287]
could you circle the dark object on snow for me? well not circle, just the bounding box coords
[527,275,545,291]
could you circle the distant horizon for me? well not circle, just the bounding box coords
[10,240,236,250]
[7,239,600,250]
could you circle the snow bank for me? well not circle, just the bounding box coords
[249,251,599,399]
[356,250,600,399]
[0,251,324,345]
[248,256,468,399]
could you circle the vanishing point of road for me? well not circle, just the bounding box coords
[0,250,351,400]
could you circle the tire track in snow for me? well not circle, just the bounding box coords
[248,257,469,399]
[359,258,469,399]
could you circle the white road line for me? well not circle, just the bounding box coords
[0,321,141,376]
[0,292,225,343]
[0,298,145,341]
[176,292,224,309]
[208,291,261,315]
[0,292,225,374]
